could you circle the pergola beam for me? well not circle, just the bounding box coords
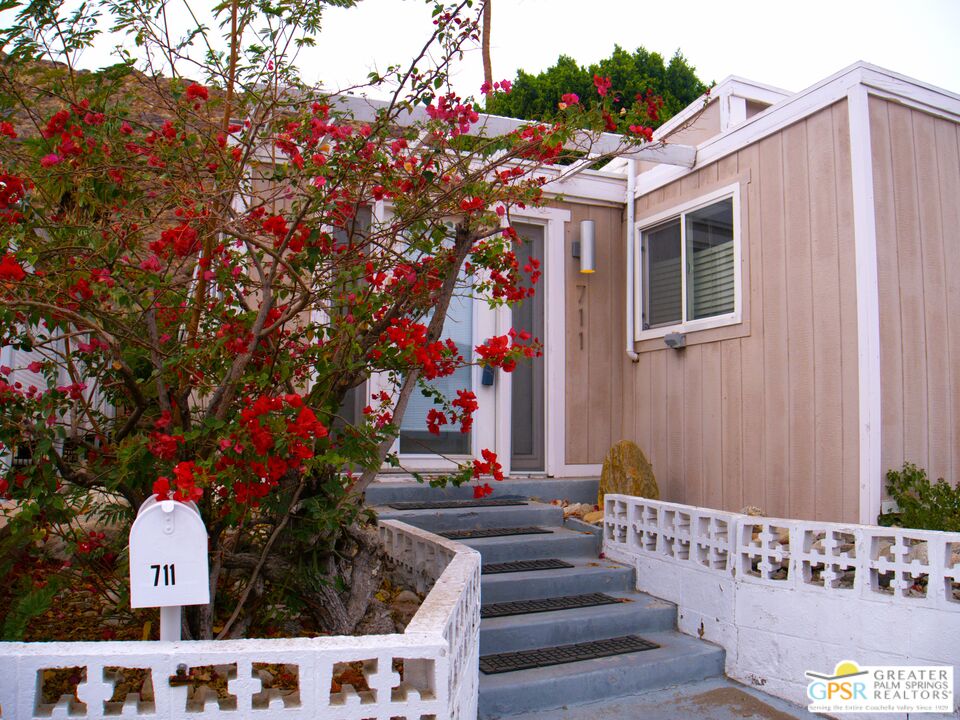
[330,94,696,168]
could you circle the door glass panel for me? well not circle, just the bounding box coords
[511,223,545,471]
[398,288,473,456]
[331,206,372,432]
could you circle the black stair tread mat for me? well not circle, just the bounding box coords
[481,592,620,619]
[386,498,528,510]
[438,526,553,540]
[482,558,575,575]
[479,634,660,674]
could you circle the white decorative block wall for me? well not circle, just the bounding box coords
[604,494,960,719]
[0,520,480,720]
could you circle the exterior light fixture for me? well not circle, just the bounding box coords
[572,219,596,274]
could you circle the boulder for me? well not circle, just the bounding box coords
[598,440,659,505]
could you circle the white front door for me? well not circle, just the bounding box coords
[376,206,575,477]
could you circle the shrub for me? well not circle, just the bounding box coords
[880,462,960,532]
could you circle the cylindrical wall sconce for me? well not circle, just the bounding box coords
[577,219,596,274]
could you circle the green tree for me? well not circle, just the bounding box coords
[487,45,708,128]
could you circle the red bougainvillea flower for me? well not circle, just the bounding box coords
[0,173,27,209]
[185,83,209,102]
[593,74,612,97]
[558,93,580,109]
[629,125,654,142]
[472,448,504,483]
[460,196,484,213]
[286,406,329,440]
[482,79,512,95]
[0,253,26,281]
[473,483,493,499]
[40,153,61,167]
[152,476,171,499]
[426,407,448,435]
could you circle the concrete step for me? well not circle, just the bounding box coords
[375,500,563,532]
[479,590,676,655]
[480,558,635,604]
[365,477,599,505]
[453,525,600,563]
[478,630,725,719]
[497,677,813,720]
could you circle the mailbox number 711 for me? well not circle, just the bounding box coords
[151,563,176,587]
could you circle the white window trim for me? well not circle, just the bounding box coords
[633,182,742,342]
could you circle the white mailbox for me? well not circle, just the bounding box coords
[129,497,210,609]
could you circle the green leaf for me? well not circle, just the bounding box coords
[2,579,62,641]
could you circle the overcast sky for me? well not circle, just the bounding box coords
[12,0,959,100]
[302,0,960,98]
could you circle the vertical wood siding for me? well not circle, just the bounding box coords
[565,100,861,522]
[562,202,626,464]
[870,97,960,488]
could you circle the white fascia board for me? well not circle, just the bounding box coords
[329,93,695,167]
[538,167,627,205]
[651,76,791,142]
[651,94,716,140]
[636,64,868,196]
[858,65,960,123]
[636,61,960,198]
[717,76,793,104]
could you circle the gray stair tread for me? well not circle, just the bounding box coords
[479,591,676,655]
[365,477,599,505]
[482,558,576,574]
[376,501,563,532]
[496,677,812,720]
[455,524,595,546]
[480,590,672,632]
[479,630,723,690]
[482,592,622,619]
[481,557,632,594]
[441,526,554,540]
[386,497,530,510]
[480,634,660,674]
[459,525,600,562]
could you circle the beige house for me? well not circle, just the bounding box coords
[4,63,953,527]
[567,61,960,525]
[370,62,958,527]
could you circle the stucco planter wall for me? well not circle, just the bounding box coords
[0,520,481,720]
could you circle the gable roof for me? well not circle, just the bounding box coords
[623,61,960,197]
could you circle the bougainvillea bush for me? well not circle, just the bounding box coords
[0,0,658,639]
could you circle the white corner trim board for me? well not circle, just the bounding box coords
[603,495,960,716]
[0,521,481,720]
[846,86,884,526]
